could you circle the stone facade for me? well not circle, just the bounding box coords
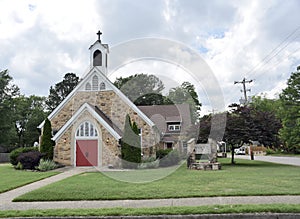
[51,89,159,166]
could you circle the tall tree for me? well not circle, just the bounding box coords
[0,69,19,101]
[168,82,201,123]
[0,69,20,149]
[134,93,173,106]
[46,73,79,111]
[223,105,253,164]
[198,114,212,143]
[225,104,282,164]
[251,109,282,148]
[250,96,282,148]
[12,95,46,147]
[114,73,164,103]
[40,118,54,159]
[250,95,281,116]
[279,66,300,153]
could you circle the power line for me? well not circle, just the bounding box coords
[246,26,300,77]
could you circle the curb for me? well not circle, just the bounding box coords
[7,213,300,219]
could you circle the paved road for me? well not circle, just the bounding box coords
[235,155,300,166]
[1,157,300,211]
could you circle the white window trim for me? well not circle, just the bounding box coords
[75,121,98,139]
[168,124,181,131]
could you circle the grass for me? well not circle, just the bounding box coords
[14,158,300,201]
[0,204,300,218]
[0,164,58,193]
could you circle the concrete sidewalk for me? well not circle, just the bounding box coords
[1,195,300,211]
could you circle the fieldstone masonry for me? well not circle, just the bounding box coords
[50,89,159,166]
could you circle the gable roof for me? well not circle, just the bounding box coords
[138,104,191,122]
[138,104,192,134]
[52,103,122,141]
[39,66,155,129]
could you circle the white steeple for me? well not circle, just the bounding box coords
[89,30,109,75]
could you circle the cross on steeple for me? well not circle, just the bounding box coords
[96,30,102,42]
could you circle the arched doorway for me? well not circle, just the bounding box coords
[75,121,100,166]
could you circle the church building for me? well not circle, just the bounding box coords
[39,31,192,167]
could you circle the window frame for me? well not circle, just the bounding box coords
[76,121,98,139]
[168,124,181,131]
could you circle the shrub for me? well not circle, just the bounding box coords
[16,151,43,170]
[15,162,23,170]
[156,149,172,159]
[138,157,159,169]
[121,115,141,169]
[266,148,276,155]
[37,159,58,171]
[40,118,55,160]
[159,149,181,167]
[10,147,38,166]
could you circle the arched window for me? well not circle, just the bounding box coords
[76,121,98,138]
[93,50,102,66]
[100,82,106,90]
[85,82,91,91]
[92,75,99,90]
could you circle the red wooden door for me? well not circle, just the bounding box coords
[76,140,98,166]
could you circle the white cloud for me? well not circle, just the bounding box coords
[0,0,299,112]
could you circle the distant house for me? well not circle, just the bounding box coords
[38,32,193,167]
[138,104,192,153]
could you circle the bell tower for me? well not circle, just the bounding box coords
[89,30,109,75]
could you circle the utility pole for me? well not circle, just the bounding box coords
[234,78,253,105]
[209,108,218,115]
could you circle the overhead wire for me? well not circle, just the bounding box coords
[245,25,300,78]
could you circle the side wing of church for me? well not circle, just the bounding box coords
[38,32,160,167]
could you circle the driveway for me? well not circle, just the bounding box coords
[235,155,300,167]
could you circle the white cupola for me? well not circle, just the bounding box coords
[89,30,109,75]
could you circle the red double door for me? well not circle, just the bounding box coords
[76,140,98,166]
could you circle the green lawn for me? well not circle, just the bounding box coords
[14,158,300,201]
[0,164,58,193]
[1,204,300,218]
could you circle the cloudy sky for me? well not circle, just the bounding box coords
[1,0,300,114]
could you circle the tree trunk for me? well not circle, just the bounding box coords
[231,146,235,164]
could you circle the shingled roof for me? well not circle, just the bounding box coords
[138,104,192,134]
